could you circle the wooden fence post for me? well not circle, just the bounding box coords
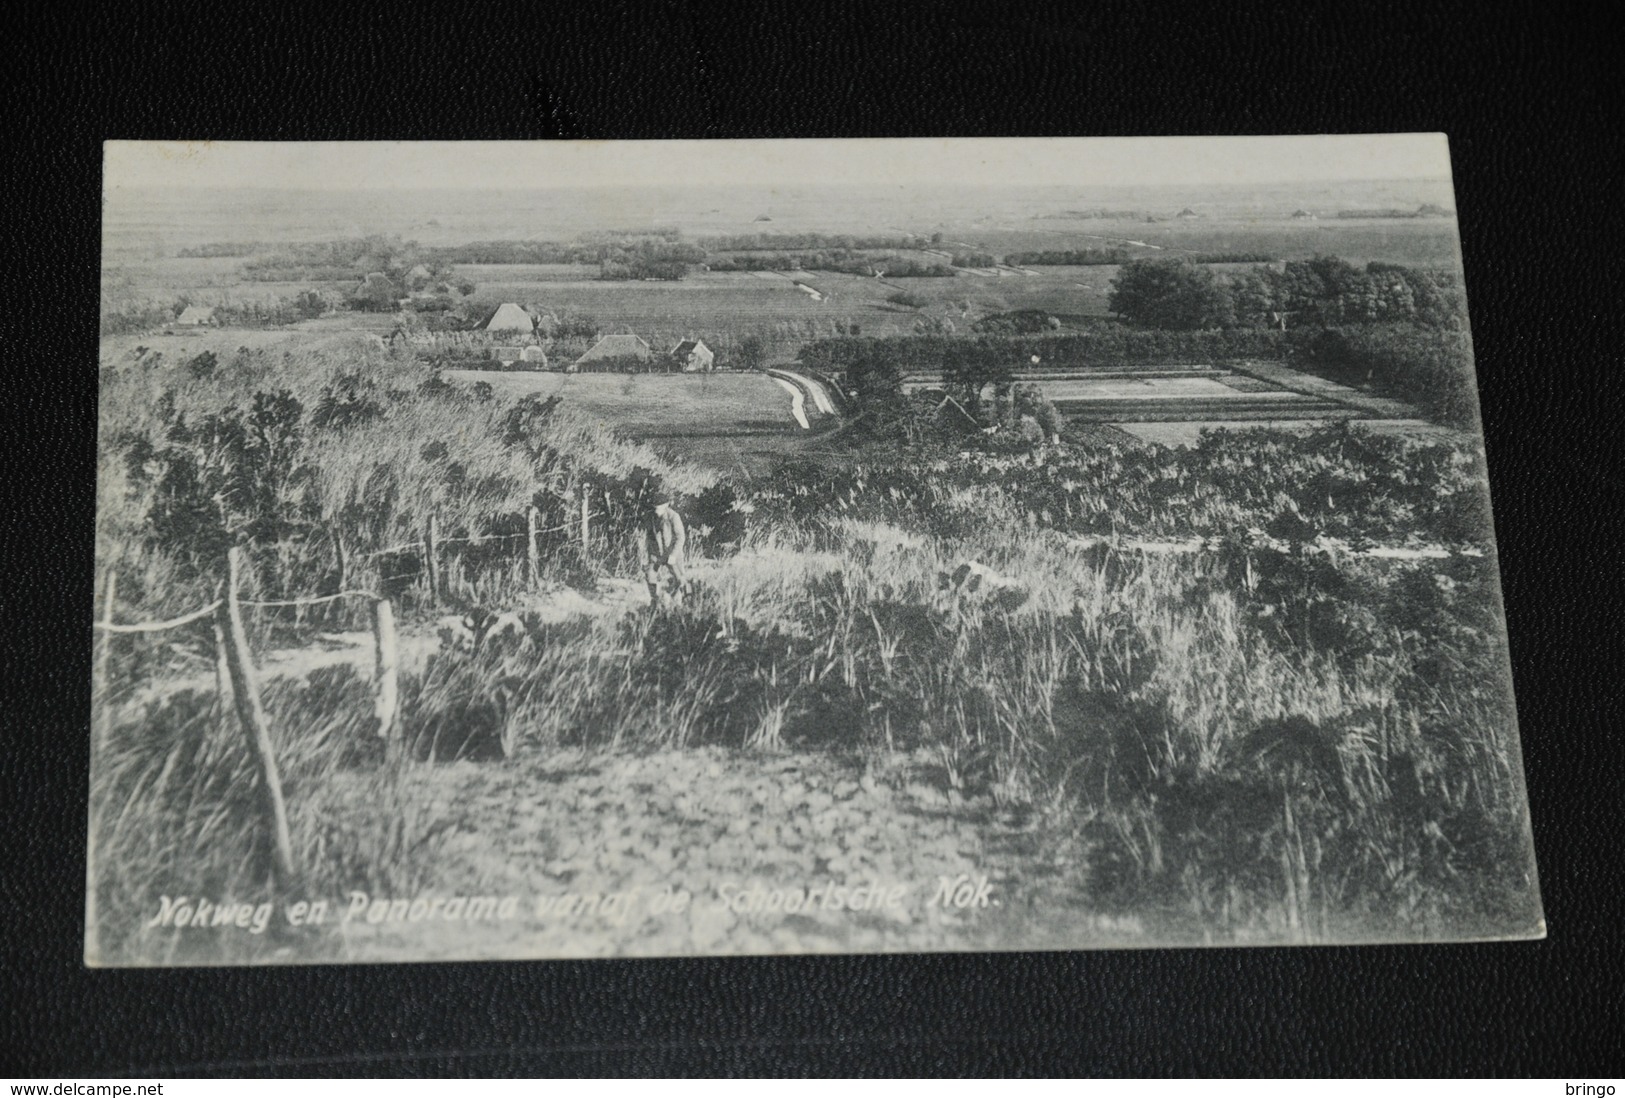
[87,572,117,965]
[211,617,233,717]
[424,514,440,606]
[217,546,298,886]
[84,815,101,965]
[526,505,540,586]
[372,597,399,746]
[95,570,117,753]
[333,529,349,614]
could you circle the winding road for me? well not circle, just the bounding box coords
[766,368,839,428]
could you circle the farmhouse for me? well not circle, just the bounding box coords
[175,305,216,326]
[476,302,537,336]
[1176,208,1200,219]
[670,338,715,373]
[574,334,653,369]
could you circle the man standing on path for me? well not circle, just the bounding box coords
[637,494,688,607]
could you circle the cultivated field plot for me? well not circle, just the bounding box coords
[442,369,830,474]
[1045,375,1354,424]
[441,369,797,428]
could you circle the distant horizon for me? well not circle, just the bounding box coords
[108,177,1452,193]
[104,136,1455,192]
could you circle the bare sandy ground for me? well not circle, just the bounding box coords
[307,744,1126,964]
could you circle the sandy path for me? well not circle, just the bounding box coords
[127,577,652,709]
[774,369,837,415]
[771,375,811,429]
[320,745,1127,963]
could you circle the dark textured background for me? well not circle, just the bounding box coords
[6,0,1621,1077]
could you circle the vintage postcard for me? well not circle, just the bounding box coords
[90,136,1543,966]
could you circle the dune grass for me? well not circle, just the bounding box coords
[92,352,1537,958]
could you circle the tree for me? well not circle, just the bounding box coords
[553,311,599,340]
[1228,268,1281,327]
[186,351,220,380]
[989,383,1064,447]
[352,272,400,313]
[1108,258,1234,329]
[943,341,1015,417]
[293,290,326,320]
[844,349,909,437]
[1279,255,1366,324]
[133,390,311,576]
[736,335,766,371]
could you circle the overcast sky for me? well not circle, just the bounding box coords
[104,136,1452,191]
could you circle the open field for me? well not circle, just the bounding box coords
[104,178,1458,250]
[442,369,834,475]
[455,271,842,333]
[995,217,1463,268]
[98,326,380,364]
[442,369,803,427]
[102,179,1461,369]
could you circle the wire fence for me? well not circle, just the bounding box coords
[94,589,385,634]
[95,500,612,635]
[90,548,382,886]
[362,511,605,559]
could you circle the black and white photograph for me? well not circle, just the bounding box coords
[89,136,1545,967]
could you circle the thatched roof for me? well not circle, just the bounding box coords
[477,303,536,333]
[176,306,215,325]
[576,334,652,362]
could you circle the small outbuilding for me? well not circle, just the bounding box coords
[670,338,715,373]
[175,306,216,326]
[520,345,549,367]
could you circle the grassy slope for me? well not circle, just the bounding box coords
[91,413,1538,960]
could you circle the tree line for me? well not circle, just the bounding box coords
[100,292,331,335]
[697,232,919,251]
[1108,255,1466,331]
